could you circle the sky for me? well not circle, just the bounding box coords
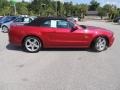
[65,0,120,7]
[17,0,120,7]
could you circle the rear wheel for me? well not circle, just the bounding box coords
[23,36,42,53]
[2,26,8,33]
[93,37,108,52]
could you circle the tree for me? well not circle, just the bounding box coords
[64,2,73,16]
[16,2,29,15]
[89,0,100,11]
[103,4,118,20]
[97,7,106,19]
[30,0,51,16]
[0,0,11,15]
[79,4,88,18]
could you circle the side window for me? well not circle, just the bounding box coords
[24,18,30,23]
[57,20,69,28]
[29,18,32,23]
[51,20,57,28]
[40,20,71,28]
[15,17,23,22]
[42,20,57,28]
[42,20,51,27]
[69,21,75,28]
[11,17,16,20]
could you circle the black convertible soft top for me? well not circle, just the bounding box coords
[26,17,67,26]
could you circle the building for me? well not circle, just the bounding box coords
[87,11,98,16]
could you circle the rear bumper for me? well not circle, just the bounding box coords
[9,38,22,46]
[9,35,22,46]
[8,30,23,46]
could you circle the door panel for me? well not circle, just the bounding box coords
[40,27,56,47]
[50,28,85,47]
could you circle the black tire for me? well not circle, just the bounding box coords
[93,37,108,52]
[2,26,9,33]
[23,36,42,53]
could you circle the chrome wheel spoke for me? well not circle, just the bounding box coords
[33,44,39,48]
[31,46,35,51]
[26,44,32,48]
[33,39,37,43]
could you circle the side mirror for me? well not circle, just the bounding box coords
[71,26,78,32]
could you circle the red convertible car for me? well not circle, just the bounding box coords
[8,17,115,53]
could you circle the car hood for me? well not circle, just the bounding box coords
[2,21,13,25]
[86,26,113,34]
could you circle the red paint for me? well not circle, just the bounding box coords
[8,23,115,49]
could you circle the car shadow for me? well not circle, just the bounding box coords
[43,48,88,51]
[6,44,97,53]
[6,44,23,52]
[112,23,120,25]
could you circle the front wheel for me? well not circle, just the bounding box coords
[93,37,108,52]
[23,36,42,53]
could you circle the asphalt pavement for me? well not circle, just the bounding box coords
[0,20,120,90]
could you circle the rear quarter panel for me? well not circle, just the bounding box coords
[14,26,54,47]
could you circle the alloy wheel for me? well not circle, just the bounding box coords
[2,26,8,33]
[95,37,107,51]
[24,37,41,52]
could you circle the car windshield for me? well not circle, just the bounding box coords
[69,20,86,29]
[0,17,6,22]
[73,21,87,29]
[0,16,16,23]
[0,17,3,20]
